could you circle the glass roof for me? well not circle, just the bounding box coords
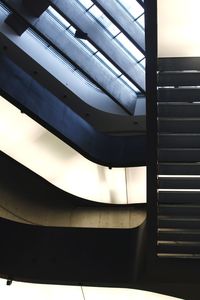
[77,0,93,9]
[89,5,121,36]
[116,0,144,21]
[137,13,145,28]
[84,2,145,64]
[1,0,145,111]
[115,32,144,61]
[47,5,142,93]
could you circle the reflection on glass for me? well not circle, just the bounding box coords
[77,0,93,9]
[88,5,102,19]
[89,5,121,36]
[116,33,144,61]
[48,6,70,28]
[45,2,145,93]
[95,52,121,76]
[80,39,98,54]
[117,0,144,19]
[140,58,146,68]
[120,75,139,92]
[137,13,145,28]
[86,3,144,64]
[68,26,76,35]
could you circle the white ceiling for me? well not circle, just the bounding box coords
[158,0,200,57]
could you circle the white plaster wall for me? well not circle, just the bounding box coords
[158,0,200,57]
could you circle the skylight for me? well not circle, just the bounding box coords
[0,0,146,117]
[137,13,145,28]
[84,2,145,66]
[77,0,93,9]
[48,6,70,28]
[89,5,121,36]
[95,51,121,76]
[46,5,141,93]
[120,75,140,92]
[115,32,144,61]
[117,0,144,20]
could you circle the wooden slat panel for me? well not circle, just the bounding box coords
[158,88,200,102]
[158,119,200,133]
[158,134,200,148]
[158,72,200,87]
[158,103,200,118]
[158,57,200,72]
[159,177,200,189]
[158,191,200,204]
[159,148,200,162]
[159,163,200,175]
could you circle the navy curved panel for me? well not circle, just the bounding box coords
[0,54,146,167]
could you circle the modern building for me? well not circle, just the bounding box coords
[0,0,200,299]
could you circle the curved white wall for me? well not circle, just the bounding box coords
[0,96,146,204]
[0,279,182,300]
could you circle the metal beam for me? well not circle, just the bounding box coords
[1,0,137,114]
[22,0,49,17]
[5,12,29,35]
[50,0,145,92]
[93,0,145,53]
[136,0,144,8]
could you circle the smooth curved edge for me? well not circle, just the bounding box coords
[0,150,147,224]
[0,54,146,167]
[0,151,147,283]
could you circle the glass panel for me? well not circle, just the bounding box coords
[77,0,93,9]
[140,58,146,68]
[120,75,140,92]
[95,52,121,76]
[48,6,70,28]
[89,5,103,19]
[116,33,143,61]
[28,29,77,72]
[86,3,144,67]
[106,23,120,36]
[44,2,145,93]
[117,0,144,19]
[137,13,145,28]
[68,26,76,35]
[80,40,98,54]
[89,6,120,36]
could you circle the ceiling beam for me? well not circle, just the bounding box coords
[50,0,145,93]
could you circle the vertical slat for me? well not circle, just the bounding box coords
[146,0,158,259]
